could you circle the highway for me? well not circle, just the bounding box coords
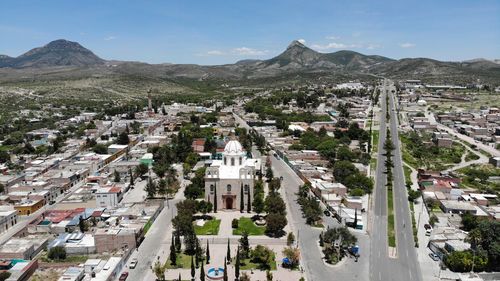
[370,79,422,281]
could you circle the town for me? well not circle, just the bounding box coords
[0,76,498,281]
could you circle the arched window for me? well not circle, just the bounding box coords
[231,158,235,166]
[244,184,249,194]
[227,184,232,192]
[210,184,215,194]
[239,157,242,165]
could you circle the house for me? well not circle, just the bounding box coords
[14,199,44,216]
[95,186,123,208]
[0,208,17,233]
[440,200,477,214]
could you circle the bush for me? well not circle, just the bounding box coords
[232,218,239,229]
[48,246,67,260]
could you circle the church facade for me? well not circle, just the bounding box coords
[204,140,261,211]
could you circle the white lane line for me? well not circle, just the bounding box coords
[379,271,382,281]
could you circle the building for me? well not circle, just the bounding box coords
[57,267,85,281]
[205,140,261,211]
[14,199,44,216]
[95,186,123,208]
[0,208,17,233]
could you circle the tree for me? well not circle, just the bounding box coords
[206,240,210,264]
[282,246,300,268]
[145,178,157,198]
[235,246,240,280]
[333,160,357,183]
[213,185,218,213]
[251,245,274,270]
[240,272,250,281]
[239,232,250,259]
[226,238,232,262]
[158,179,168,197]
[170,236,177,265]
[429,214,439,227]
[78,216,86,233]
[153,260,166,281]
[407,189,421,202]
[92,144,108,154]
[191,255,195,281]
[129,168,134,187]
[48,246,67,260]
[253,193,265,215]
[223,257,228,281]
[200,261,205,281]
[266,271,273,281]
[265,166,273,180]
[287,232,295,246]
[240,184,244,213]
[175,231,182,253]
[113,170,121,183]
[247,187,252,213]
[184,232,198,256]
[264,193,286,216]
[135,163,149,177]
[461,213,479,231]
[117,131,130,145]
[0,272,11,281]
[265,213,287,237]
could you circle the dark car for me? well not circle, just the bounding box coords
[424,224,431,230]
[119,272,129,281]
[323,210,331,217]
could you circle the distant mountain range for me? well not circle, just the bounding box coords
[1,39,499,84]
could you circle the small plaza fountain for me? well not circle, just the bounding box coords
[207,267,225,280]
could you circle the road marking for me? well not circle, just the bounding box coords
[379,272,381,280]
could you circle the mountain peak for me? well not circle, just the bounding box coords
[287,40,307,49]
[1,39,104,68]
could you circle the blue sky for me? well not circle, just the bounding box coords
[1,0,499,65]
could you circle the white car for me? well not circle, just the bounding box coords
[129,258,138,269]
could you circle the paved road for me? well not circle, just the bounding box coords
[388,80,422,281]
[369,81,390,281]
[370,80,422,281]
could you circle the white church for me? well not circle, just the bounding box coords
[204,139,261,211]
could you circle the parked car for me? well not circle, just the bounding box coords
[119,272,129,281]
[429,253,440,261]
[424,224,431,230]
[129,258,138,269]
[324,210,331,217]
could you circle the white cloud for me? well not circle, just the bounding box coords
[399,42,415,48]
[104,36,117,41]
[206,50,224,55]
[297,39,306,44]
[232,47,268,56]
[325,36,340,40]
[311,42,348,50]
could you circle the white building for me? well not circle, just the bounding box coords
[95,186,123,208]
[0,208,17,233]
[205,140,261,211]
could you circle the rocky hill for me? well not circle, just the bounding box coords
[1,39,499,84]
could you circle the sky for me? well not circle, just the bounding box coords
[0,0,499,65]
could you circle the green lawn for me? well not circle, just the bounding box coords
[232,217,266,236]
[387,184,396,247]
[164,253,193,269]
[143,219,153,234]
[464,152,480,161]
[239,256,277,271]
[410,203,418,246]
[194,219,221,235]
[372,130,380,154]
[370,157,377,171]
[403,165,412,185]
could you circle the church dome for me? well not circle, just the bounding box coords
[224,140,244,155]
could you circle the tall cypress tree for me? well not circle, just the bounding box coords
[226,238,231,262]
[223,257,228,281]
[191,255,195,281]
[175,230,181,253]
[214,183,218,213]
[235,246,240,280]
[240,184,244,213]
[247,185,251,213]
[206,240,210,264]
[200,261,205,281]
[170,235,177,265]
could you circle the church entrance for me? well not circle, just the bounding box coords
[225,197,234,209]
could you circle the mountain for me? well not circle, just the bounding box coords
[0,39,499,84]
[0,39,104,68]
